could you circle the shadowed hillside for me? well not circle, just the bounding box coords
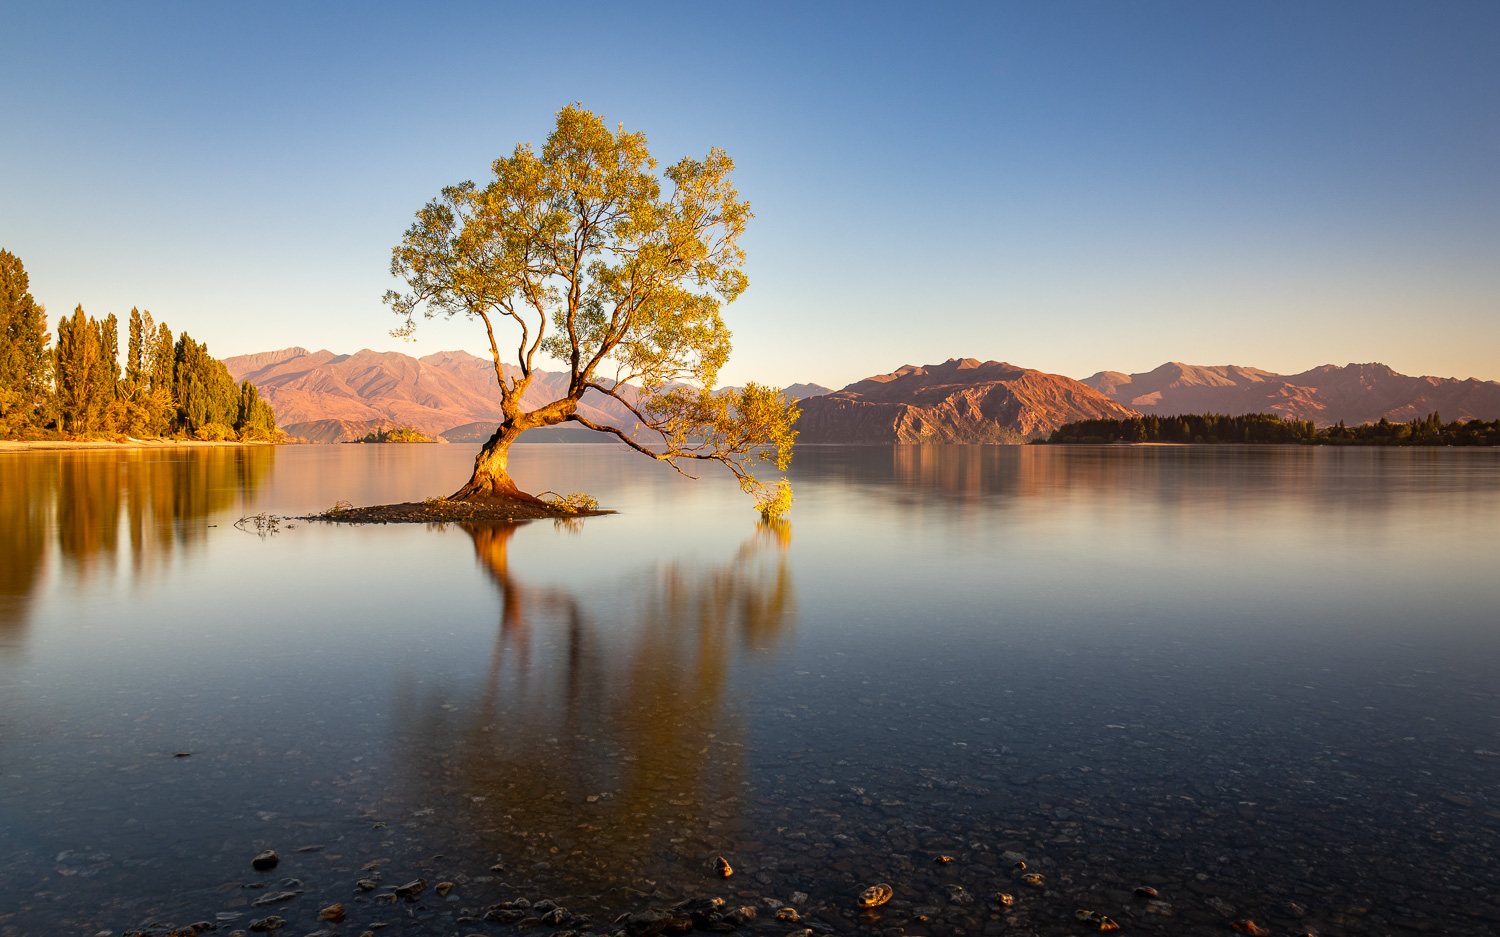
[797,358,1138,443]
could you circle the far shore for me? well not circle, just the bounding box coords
[0,438,280,452]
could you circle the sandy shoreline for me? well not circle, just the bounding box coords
[0,438,280,452]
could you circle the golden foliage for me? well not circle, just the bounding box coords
[753,478,794,521]
[540,490,600,514]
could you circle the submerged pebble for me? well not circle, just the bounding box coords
[251,851,279,872]
[393,878,428,901]
[858,883,893,908]
[1075,909,1120,931]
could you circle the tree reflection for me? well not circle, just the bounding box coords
[388,520,795,904]
[0,457,54,647]
[0,448,272,651]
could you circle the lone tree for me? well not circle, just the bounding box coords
[386,105,797,511]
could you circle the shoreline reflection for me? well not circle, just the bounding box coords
[0,448,272,650]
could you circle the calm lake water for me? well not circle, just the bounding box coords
[1,444,1497,937]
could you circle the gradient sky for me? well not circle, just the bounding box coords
[2,1,1497,389]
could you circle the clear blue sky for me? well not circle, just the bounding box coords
[2,1,1497,389]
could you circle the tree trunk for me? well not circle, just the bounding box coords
[450,422,548,504]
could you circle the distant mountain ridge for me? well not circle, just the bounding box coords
[226,345,1499,445]
[224,347,828,445]
[1083,361,1500,426]
[796,358,1137,443]
[223,347,643,442]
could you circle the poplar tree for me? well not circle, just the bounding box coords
[55,305,107,434]
[127,307,150,387]
[150,322,173,394]
[122,308,175,436]
[0,249,53,435]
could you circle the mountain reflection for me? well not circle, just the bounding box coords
[873,444,1500,509]
[0,448,273,647]
[388,520,795,903]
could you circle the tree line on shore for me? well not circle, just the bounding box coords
[1044,411,1499,446]
[0,249,277,441]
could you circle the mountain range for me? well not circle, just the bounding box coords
[1083,361,1500,427]
[795,358,1134,443]
[225,346,1500,444]
[221,347,829,443]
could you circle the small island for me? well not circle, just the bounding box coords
[343,425,435,444]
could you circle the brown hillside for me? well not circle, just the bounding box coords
[797,358,1138,443]
[223,347,641,438]
[1082,361,1500,426]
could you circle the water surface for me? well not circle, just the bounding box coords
[1,444,1497,936]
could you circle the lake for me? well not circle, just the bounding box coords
[1,443,1497,937]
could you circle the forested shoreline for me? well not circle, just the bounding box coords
[0,249,277,442]
[1043,412,1500,446]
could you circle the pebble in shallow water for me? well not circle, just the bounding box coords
[712,856,733,878]
[485,908,526,923]
[251,851,279,872]
[858,883,893,908]
[1075,909,1120,931]
[1230,921,1271,936]
[1020,873,1044,887]
[1133,886,1158,899]
[317,903,345,922]
[393,878,428,901]
[995,893,1014,907]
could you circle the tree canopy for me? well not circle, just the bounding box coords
[385,104,797,512]
[0,247,277,441]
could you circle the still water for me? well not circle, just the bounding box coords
[0,444,1497,937]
